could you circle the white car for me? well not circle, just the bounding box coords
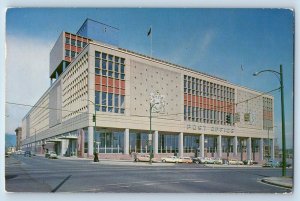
[161,156,179,163]
[228,159,244,165]
[46,151,58,159]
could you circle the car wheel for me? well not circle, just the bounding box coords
[162,160,166,163]
[195,161,200,164]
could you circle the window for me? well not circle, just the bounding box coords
[71,39,76,46]
[95,51,100,58]
[115,56,119,63]
[95,91,100,111]
[95,59,100,68]
[71,51,76,58]
[120,95,125,109]
[83,42,87,47]
[115,72,119,79]
[108,93,113,107]
[114,95,119,108]
[121,58,125,64]
[121,64,125,74]
[102,60,107,69]
[65,50,70,57]
[121,74,125,80]
[108,61,113,71]
[108,54,113,61]
[77,40,82,47]
[95,69,100,75]
[115,63,119,72]
[102,53,107,60]
[65,38,70,44]
[102,92,107,106]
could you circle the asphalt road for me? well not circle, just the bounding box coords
[5,155,293,193]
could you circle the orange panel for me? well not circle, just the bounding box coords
[71,35,76,39]
[95,75,100,84]
[120,80,125,89]
[65,44,70,50]
[71,45,76,51]
[115,80,120,88]
[77,47,82,52]
[108,87,114,93]
[102,77,107,86]
[102,86,107,92]
[65,56,71,62]
[108,77,114,86]
[115,88,120,94]
[121,89,125,95]
[184,100,187,105]
[95,84,101,91]
[184,94,187,101]
[65,33,70,38]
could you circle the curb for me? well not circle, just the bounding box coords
[261,178,293,189]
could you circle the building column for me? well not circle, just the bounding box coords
[88,126,94,157]
[61,139,69,157]
[153,131,158,154]
[233,136,238,157]
[271,138,275,160]
[199,134,204,158]
[217,135,222,158]
[247,137,252,160]
[259,138,264,161]
[178,132,184,157]
[124,128,129,154]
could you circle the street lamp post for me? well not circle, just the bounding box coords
[84,99,99,162]
[253,65,286,176]
[149,92,165,164]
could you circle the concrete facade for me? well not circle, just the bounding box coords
[21,20,274,162]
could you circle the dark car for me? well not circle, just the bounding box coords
[192,157,201,164]
[24,151,32,157]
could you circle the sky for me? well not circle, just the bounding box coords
[4,8,294,148]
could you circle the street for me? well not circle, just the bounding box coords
[5,155,292,193]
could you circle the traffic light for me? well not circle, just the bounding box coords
[93,114,96,122]
[226,114,231,124]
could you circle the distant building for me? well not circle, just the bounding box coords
[15,127,22,150]
[21,19,274,162]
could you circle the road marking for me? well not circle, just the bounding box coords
[192,180,206,183]
[144,183,160,186]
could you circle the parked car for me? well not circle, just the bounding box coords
[45,151,58,159]
[200,157,217,164]
[213,158,223,165]
[135,154,150,162]
[192,157,202,164]
[161,156,180,163]
[262,160,280,168]
[178,157,193,163]
[24,151,32,157]
[228,159,244,165]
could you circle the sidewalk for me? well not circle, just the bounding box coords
[57,156,175,166]
[204,164,262,168]
[261,177,293,189]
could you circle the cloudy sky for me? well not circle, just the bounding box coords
[5,8,294,148]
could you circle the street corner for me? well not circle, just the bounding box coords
[261,177,293,189]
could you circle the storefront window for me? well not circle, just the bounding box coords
[94,130,124,153]
[129,132,149,154]
[183,135,198,153]
[158,134,178,153]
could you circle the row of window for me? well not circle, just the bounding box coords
[65,37,88,48]
[184,75,235,102]
[95,51,125,79]
[184,105,233,125]
[95,91,125,114]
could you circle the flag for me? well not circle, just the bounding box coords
[147,27,152,36]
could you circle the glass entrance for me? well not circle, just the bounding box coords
[94,130,124,153]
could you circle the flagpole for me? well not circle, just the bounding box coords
[151,25,153,57]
